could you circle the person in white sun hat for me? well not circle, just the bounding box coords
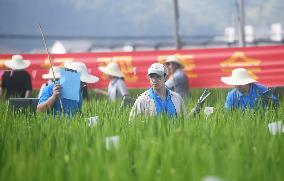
[129,63,186,119]
[96,62,128,101]
[164,55,190,101]
[37,62,99,116]
[38,66,61,98]
[221,67,278,110]
[0,55,32,98]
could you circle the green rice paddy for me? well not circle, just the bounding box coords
[0,89,283,181]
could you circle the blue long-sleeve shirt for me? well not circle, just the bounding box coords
[38,83,83,117]
[225,83,278,110]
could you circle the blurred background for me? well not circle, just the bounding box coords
[0,0,283,53]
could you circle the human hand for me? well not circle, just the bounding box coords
[52,84,61,98]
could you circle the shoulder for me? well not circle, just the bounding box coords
[43,83,55,92]
[170,90,182,99]
[169,90,184,103]
[253,83,267,91]
[174,69,186,77]
[136,90,150,101]
[226,89,238,99]
[116,79,126,85]
[2,71,9,78]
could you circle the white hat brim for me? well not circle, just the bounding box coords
[4,60,31,70]
[98,66,124,78]
[42,73,60,79]
[221,77,257,85]
[165,60,184,68]
[81,73,99,83]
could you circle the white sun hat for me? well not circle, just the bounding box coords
[42,66,61,79]
[147,63,168,76]
[4,55,31,70]
[165,55,184,68]
[221,68,257,85]
[98,62,124,78]
[68,62,99,84]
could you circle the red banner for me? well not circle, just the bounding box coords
[1,45,284,89]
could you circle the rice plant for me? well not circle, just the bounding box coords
[0,89,283,181]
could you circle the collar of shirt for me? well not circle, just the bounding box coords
[148,88,176,117]
[236,84,254,97]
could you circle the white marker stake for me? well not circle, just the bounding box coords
[268,121,283,135]
[202,175,222,181]
[86,116,99,127]
[204,107,214,119]
[105,136,120,150]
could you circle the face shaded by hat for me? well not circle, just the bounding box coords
[221,68,257,86]
[98,62,124,78]
[67,62,99,84]
[4,55,31,70]
[165,55,184,68]
[42,66,61,79]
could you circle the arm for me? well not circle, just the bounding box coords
[117,80,128,97]
[94,88,108,96]
[25,90,30,98]
[25,71,32,98]
[37,84,61,112]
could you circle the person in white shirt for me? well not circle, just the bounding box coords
[96,62,128,101]
[129,63,186,119]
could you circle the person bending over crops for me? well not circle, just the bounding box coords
[37,62,99,116]
[129,63,186,119]
[164,55,190,102]
[95,62,129,101]
[221,68,278,110]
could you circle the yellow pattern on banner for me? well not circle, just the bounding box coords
[97,56,137,82]
[41,58,74,69]
[220,51,261,80]
[0,58,7,69]
[157,54,197,78]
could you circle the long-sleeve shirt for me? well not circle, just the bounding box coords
[225,83,279,110]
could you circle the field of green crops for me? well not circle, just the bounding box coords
[0,89,283,181]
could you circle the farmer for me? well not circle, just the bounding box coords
[0,55,32,98]
[38,66,61,98]
[95,62,129,101]
[164,55,190,101]
[221,68,278,110]
[129,63,186,119]
[37,62,99,116]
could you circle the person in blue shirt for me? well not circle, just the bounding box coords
[221,68,278,110]
[37,62,99,116]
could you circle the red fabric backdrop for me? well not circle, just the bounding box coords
[1,45,284,89]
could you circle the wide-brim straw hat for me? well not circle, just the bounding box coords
[68,62,99,84]
[4,55,31,70]
[165,55,184,68]
[42,66,61,79]
[98,62,124,78]
[221,68,257,85]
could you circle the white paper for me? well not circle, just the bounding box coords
[105,136,120,150]
[202,176,222,181]
[86,116,99,127]
[268,121,283,135]
[204,107,214,117]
